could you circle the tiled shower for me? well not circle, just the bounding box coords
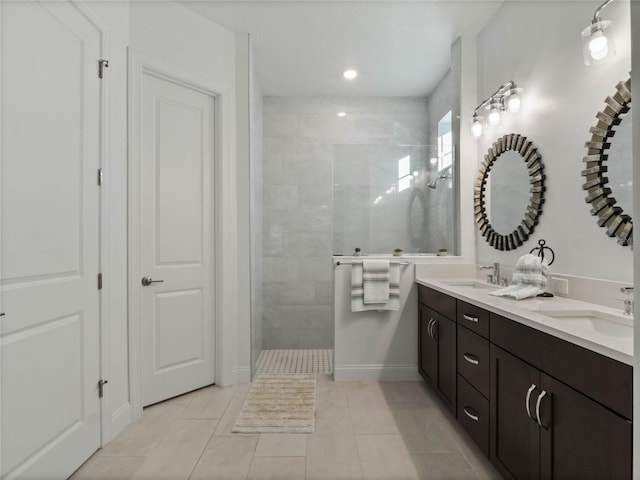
[261,94,453,351]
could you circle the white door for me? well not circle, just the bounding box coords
[0,2,102,479]
[139,71,216,406]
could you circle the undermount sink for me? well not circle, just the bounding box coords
[442,280,498,290]
[531,309,633,338]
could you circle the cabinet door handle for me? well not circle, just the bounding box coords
[431,320,438,340]
[427,319,433,338]
[463,314,479,323]
[463,406,479,422]
[525,384,537,420]
[535,390,548,428]
[463,353,479,365]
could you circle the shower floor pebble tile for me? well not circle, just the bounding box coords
[70,375,500,480]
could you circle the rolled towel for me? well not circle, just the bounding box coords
[488,254,549,300]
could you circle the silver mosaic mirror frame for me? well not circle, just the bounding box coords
[581,78,632,246]
[474,134,545,251]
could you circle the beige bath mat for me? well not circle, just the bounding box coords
[232,374,316,434]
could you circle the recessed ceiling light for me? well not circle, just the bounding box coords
[343,69,358,80]
[337,112,347,117]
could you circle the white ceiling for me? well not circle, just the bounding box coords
[182,1,504,97]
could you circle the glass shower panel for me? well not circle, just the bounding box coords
[333,144,456,255]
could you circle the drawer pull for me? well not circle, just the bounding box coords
[535,390,548,428]
[525,384,537,420]
[463,314,479,323]
[463,406,479,422]
[463,354,479,365]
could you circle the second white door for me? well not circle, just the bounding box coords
[139,70,216,406]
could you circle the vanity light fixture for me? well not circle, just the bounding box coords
[343,69,358,80]
[471,81,523,138]
[581,0,616,66]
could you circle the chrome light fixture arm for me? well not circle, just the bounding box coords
[592,0,614,24]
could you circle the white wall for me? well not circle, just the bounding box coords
[235,32,252,383]
[250,41,264,375]
[475,1,632,282]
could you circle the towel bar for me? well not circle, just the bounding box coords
[335,261,412,266]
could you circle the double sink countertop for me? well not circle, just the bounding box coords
[416,276,633,366]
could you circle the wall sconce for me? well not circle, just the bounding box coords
[581,0,616,66]
[471,81,523,138]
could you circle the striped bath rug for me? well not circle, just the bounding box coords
[232,373,316,434]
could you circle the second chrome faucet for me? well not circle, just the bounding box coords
[479,262,501,285]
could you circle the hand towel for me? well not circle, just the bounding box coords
[351,261,400,312]
[488,254,549,300]
[362,259,390,304]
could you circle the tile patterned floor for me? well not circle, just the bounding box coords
[70,375,501,480]
[256,349,333,374]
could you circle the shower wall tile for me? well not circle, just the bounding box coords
[262,95,429,349]
[378,97,429,114]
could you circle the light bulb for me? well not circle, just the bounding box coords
[343,69,358,80]
[589,29,609,60]
[471,119,483,138]
[488,107,501,126]
[507,93,521,113]
[337,112,346,117]
[430,157,438,165]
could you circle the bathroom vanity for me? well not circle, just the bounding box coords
[416,277,632,480]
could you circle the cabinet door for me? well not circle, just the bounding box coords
[434,313,456,411]
[418,304,437,384]
[490,345,540,480]
[539,373,631,480]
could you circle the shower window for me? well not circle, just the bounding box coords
[437,111,453,173]
[333,144,457,255]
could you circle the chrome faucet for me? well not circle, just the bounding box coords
[479,262,501,285]
[620,287,634,315]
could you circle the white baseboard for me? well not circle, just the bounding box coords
[110,402,132,441]
[334,364,421,382]
[233,366,252,384]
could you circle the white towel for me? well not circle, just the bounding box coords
[362,259,390,304]
[351,261,400,312]
[488,254,549,300]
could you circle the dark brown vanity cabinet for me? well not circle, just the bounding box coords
[491,315,632,480]
[417,284,633,480]
[418,287,456,413]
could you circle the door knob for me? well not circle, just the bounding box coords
[141,276,164,286]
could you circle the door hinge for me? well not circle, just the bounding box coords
[97,168,103,186]
[98,379,109,398]
[98,273,103,290]
[98,59,109,79]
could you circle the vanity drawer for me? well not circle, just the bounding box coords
[457,326,490,398]
[418,285,456,319]
[457,374,489,456]
[457,300,489,338]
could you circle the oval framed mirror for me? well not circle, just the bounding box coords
[581,78,632,246]
[475,134,545,251]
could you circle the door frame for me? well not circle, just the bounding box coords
[127,53,222,417]
[70,0,112,448]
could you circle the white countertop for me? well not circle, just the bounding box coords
[416,276,633,366]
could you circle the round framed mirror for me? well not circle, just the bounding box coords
[581,78,632,246]
[474,134,545,251]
